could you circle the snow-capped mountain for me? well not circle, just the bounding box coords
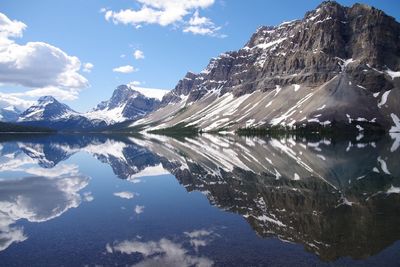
[0,106,20,122]
[85,85,162,125]
[18,96,78,122]
[15,85,166,131]
[16,96,104,131]
[131,1,400,134]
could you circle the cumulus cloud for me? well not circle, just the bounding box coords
[129,80,141,86]
[183,10,222,36]
[0,174,89,251]
[23,163,80,178]
[113,65,137,73]
[83,191,94,202]
[82,62,94,73]
[0,92,34,110]
[106,238,213,267]
[133,49,144,60]
[0,14,88,89]
[9,86,81,101]
[105,229,217,266]
[114,191,136,199]
[0,12,88,106]
[134,205,145,214]
[103,0,223,36]
[0,12,26,45]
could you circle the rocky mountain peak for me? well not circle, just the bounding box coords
[19,96,77,122]
[134,1,400,133]
[107,85,140,109]
[37,96,57,104]
[159,1,399,101]
[86,84,161,125]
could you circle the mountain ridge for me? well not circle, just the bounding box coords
[130,1,400,134]
[14,85,164,131]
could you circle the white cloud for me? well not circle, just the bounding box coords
[82,62,94,73]
[113,65,137,73]
[7,86,81,102]
[23,163,80,178]
[188,10,212,26]
[129,80,141,86]
[183,10,222,36]
[0,12,26,44]
[103,0,223,36]
[106,234,214,266]
[0,92,34,110]
[0,174,89,251]
[133,49,144,60]
[134,205,145,214]
[114,191,136,199]
[0,41,88,88]
[83,192,94,202]
[0,12,89,105]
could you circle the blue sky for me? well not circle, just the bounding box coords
[0,0,399,112]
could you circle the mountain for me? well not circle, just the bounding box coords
[18,96,78,122]
[16,85,164,131]
[131,1,400,134]
[0,106,20,122]
[17,96,106,131]
[85,85,161,125]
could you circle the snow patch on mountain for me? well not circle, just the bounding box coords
[130,87,170,101]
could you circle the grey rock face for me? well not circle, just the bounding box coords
[137,1,400,133]
[163,1,399,98]
[91,84,161,122]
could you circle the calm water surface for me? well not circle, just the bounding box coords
[0,133,399,266]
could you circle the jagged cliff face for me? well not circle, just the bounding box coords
[133,1,400,133]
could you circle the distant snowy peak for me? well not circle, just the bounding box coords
[18,96,78,122]
[94,84,169,110]
[86,85,163,125]
[37,95,57,104]
[14,84,165,128]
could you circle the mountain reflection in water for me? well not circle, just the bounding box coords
[0,132,399,265]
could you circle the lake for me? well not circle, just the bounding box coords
[0,133,399,266]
